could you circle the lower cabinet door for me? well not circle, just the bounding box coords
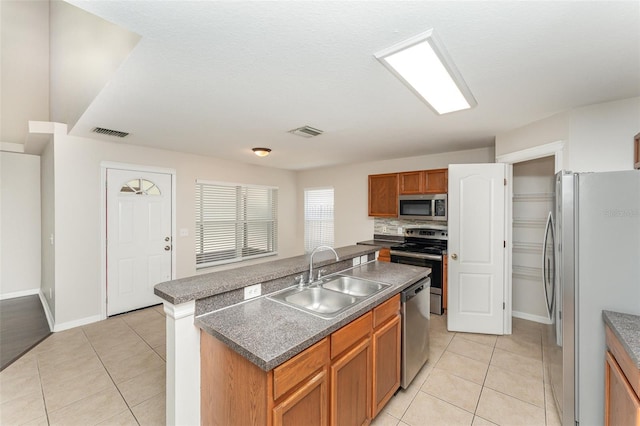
[331,338,372,426]
[273,370,328,426]
[372,315,401,417]
[605,351,640,426]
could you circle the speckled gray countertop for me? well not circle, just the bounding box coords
[154,245,378,304]
[196,261,430,371]
[356,234,404,248]
[603,310,640,368]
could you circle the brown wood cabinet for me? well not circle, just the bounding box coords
[371,295,401,417]
[398,169,449,195]
[331,337,371,426]
[201,296,403,426]
[424,168,448,193]
[377,248,391,262]
[274,370,327,426]
[201,334,329,426]
[369,169,448,217]
[399,171,425,194]
[368,173,398,217]
[605,325,640,426]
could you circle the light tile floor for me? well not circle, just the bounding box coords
[1,306,560,426]
[0,305,166,426]
[373,314,561,426]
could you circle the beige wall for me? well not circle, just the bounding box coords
[51,131,298,326]
[40,140,55,316]
[568,97,640,172]
[296,147,495,250]
[49,1,140,129]
[0,0,49,144]
[495,112,570,161]
[496,97,640,172]
[0,152,41,298]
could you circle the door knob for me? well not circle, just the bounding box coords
[451,253,458,260]
[164,245,171,251]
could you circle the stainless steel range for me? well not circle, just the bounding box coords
[389,226,447,315]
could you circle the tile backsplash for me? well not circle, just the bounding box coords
[374,218,443,236]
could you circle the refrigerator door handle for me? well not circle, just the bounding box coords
[542,211,555,318]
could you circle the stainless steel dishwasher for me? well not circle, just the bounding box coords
[400,277,431,389]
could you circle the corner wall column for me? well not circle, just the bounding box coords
[164,301,200,426]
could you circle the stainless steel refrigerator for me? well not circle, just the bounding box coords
[543,170,640,425]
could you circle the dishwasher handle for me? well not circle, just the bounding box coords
[401,277,431,303]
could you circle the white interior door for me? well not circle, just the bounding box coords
[107,169,172,315]
[448,163,506,334]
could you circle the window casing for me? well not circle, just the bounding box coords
[195,181,278,268]
[304,187,334,253]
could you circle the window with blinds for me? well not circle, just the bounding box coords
[195,181,278,268]
[304,187,334,253]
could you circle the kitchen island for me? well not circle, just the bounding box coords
[154,245,429,426]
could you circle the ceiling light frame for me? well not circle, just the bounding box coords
[375,29,477,115]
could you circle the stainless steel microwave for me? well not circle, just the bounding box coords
[398,194,447,221]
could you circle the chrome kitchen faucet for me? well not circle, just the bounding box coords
[308,246,339,284]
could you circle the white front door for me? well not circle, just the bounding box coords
[448,163,506,334]
[107,169,172,315]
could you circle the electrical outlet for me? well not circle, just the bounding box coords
[352,257,361,266]
[244,284,262,300]
[398,227,403,235]
[382,226,388,233]
[360,255,368,264]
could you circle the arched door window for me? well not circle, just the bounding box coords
[120,179,161,195]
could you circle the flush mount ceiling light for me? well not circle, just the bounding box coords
[375,29,477,115]
[252,147,272,157]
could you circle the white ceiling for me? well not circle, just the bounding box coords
[66,1,640,171]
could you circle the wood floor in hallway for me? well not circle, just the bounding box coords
[0,295,51,371]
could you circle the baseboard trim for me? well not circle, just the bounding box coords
[52,314,103,332]
[0,288,40,300]
[38,291,55,332]
[512,310,552,325]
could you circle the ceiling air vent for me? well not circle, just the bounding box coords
[288,125,323,138]
[93,127,129,138]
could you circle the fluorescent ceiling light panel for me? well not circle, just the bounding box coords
[375,29,477,115]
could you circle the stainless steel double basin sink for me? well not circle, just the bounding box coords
[267,275,390,319]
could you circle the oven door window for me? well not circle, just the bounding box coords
[399,199,432,217]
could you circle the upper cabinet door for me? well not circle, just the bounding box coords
[424,169,448,193]
[399,171,425,194]
[368,173,399,217]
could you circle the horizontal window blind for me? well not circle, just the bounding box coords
[196,182,278,268]
[304,187,334,253]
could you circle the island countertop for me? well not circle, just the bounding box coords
[196,261,430,371]
[154,245,378,305]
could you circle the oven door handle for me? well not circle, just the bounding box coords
[389,250,442,261]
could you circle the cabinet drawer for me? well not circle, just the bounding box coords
[373,295,400,329]
[331,312,372,359]
[274,338,329,400]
